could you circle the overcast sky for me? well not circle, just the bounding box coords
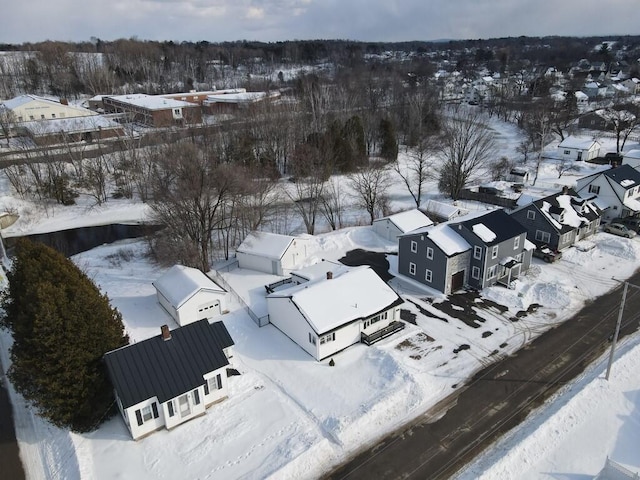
[3,0,639,45]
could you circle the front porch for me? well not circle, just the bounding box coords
[497,258,522,289]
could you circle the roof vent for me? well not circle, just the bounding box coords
[161,325,171,341]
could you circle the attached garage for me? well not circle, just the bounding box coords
[153,265,227,327]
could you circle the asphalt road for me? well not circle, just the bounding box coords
[326,271,640,480]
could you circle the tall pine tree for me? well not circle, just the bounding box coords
[1,239,128,432]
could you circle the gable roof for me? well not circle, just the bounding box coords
[236,231,298,260]
[456,209,526,246]
[602,164,640,189]
[558,136,600,151]
[268,266,402,335]
[1,94,97,116]
[104,320,233,409]
[421,224,471,257]
[104,94,195,110]
[522,188,600,233]
[153,265,225,309]
[374,209,433,233]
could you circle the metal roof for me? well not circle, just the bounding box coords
[103,320,234,409]
[456,209,526,246]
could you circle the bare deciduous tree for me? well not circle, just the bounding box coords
[394,135,437,208]
[348,162,391,225]
[437,111,497,200]
[601,107,639,154]
[320,177,347,230]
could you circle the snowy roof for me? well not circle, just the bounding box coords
[471,223,497,242]
[20,115,121,136]
[603,164,640,189]
[205,91,279,104]
[2,94,59,110]
[268,267,402,335]
[105,94,195,110]
[575,91,589,100]
[424,224,471,256]
[153,265,225,309]
[458,209,526,245]
[424,199,468,220]
[291,260,350,282]
[237,231,299,260]
[623,197,640,213]
[558,136,600,150]
[374,209,433,233]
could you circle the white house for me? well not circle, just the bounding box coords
[372,209,433,242]
[266,266,404,361]
[153,265,227,327]
[622,149,640,170]
[0,94,98,122]
[557,136,601,162]
[103,320,234,440]
[575,164,640,221]
[236,231,310,275]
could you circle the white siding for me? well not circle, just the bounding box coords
[163,387,207,431]
[125,397,165,440]
[267,296,318,358]
[373,219,403,242]
[156,289,226,326]
[237,251,282,275]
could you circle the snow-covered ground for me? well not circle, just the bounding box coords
[0,116,639,479]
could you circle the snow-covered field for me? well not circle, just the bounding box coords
[0,115,639,479]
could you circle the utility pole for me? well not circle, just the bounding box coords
[606,282,628,380]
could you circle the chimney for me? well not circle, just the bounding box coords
[161,325,171,341]
[562,185,569,194]
[60,98,68,105]
[326,271,333,280]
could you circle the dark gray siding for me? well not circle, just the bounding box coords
[510,207,563,250]
[398,234,449,293]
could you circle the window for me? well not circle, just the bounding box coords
[564,150,570,155]
[527,210,535,220]
[135,402,159,426]
[425,269,433,283]
[588,185,600,194]
[174,109,180,114]
[51,113,56,118]
[473,246,482,260]
[487,265,497,279]
[320,332,335,344]
[535,230,551,243]
[205,374,222,395]
[515,252,523,262]
[309,332,316,345]
[409,262,416,275]
[193,389,200,405]
[40,114,45,119]
[167,400,174,417]
[491,245,498,259]
[29,115,34,120]
[472,266,480,279]
[426,247,434,260]
[514,236,520,250]
[410,240,417,253]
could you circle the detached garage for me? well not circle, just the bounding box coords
[153,265,227,327]
[373,209,433,242]
[236,231,310,275]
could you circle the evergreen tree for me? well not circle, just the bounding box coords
[379,118,399,162]
[1,239,128,432]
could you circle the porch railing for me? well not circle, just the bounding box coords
[361,321,405,346]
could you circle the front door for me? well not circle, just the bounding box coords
[451,270,465,292]
[178,394,191,417]
[577,151,583,161]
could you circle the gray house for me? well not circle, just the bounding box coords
[454,209,533,290]
[510,188,602,252]
[398,224,471,295]
[398,209,533,294]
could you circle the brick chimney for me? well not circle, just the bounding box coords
[326,271,333,280]
[161,325,171,341]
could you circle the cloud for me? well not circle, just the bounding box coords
[1,0,638,44]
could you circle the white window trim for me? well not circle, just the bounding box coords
[514,236,520,250]
[426,247,434,260]
[473,245,482,260]
[410,240,417,253]
[471,266,480,279]
[491,245,498,259]
[527,210,535,220]
[425,269,432,283]
[409,262,416,275]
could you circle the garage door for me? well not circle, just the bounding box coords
[198,301,221,319]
